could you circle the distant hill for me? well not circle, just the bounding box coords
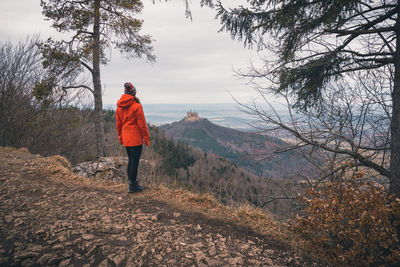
[160,113,313,180]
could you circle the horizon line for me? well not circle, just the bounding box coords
[105,102,239,105]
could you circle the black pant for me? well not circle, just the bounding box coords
[125,145,143,184]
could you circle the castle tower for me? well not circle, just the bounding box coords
[185,110,200,121]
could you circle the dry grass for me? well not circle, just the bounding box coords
[145,184,297,248]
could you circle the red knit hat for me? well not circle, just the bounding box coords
[124,82,136,95]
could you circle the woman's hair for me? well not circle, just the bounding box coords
[125,91,140,103]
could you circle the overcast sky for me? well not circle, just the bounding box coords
[0,0,263,105]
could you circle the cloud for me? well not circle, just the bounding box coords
[103,1,260,105]
[0,0,261,105]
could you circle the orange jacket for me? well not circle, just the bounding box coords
[116,94,150,147]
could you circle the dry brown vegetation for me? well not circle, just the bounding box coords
[292,172,400,266]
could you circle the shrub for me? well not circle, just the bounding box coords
[292,172,400,266]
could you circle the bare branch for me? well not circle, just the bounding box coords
[325,26,396,36]
[79,60,93,73]
[62,85,94,95]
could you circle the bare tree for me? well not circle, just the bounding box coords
[238,67,391,185]
[0,37,42,147]
[0,37,97,163]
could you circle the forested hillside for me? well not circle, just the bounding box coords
[113,123,303,219]
[160,115,315,180]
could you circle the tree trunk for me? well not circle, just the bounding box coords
[92,0,106,157]
[389,5,400,197]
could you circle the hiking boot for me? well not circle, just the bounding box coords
[128,181,144,193]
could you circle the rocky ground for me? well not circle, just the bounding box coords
[0,147,319,266]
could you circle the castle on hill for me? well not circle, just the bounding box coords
[184,110,201,121]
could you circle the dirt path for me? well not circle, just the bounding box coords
[0,147,317,266]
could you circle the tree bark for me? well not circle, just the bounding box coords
[389,5,400,198]
[92,0,106,157]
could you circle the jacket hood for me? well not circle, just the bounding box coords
[117,94,135,108]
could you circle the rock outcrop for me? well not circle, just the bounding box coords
[73,157,156,183]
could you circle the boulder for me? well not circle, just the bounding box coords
[73,157,156,184]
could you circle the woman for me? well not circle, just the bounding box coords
[116,82,150,193]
